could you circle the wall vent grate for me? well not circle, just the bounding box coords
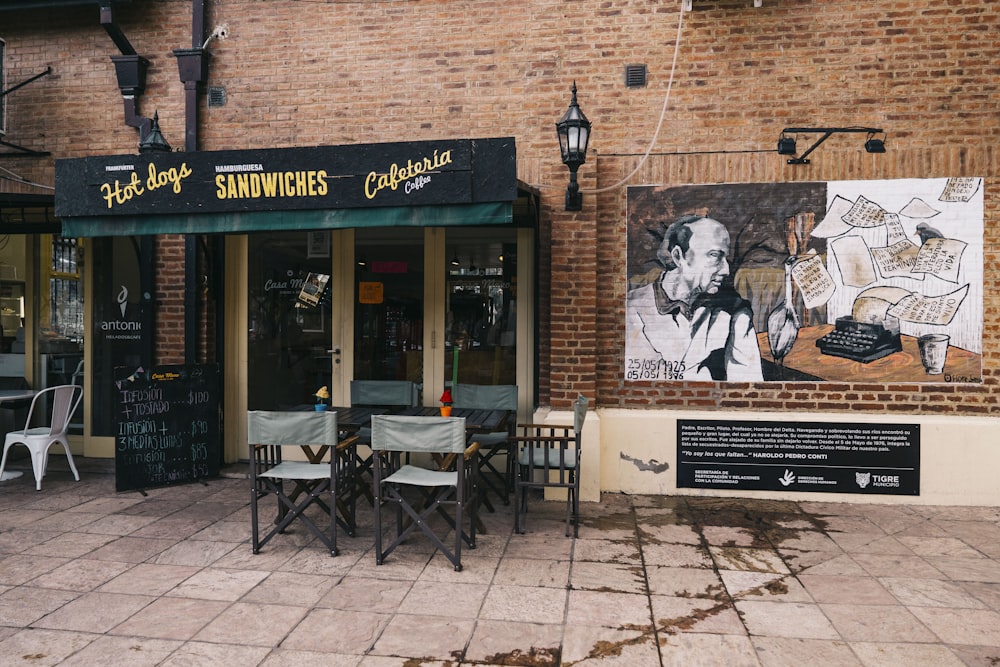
[625,64,647,88]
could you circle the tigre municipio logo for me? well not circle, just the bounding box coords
[778,469,795,487]
[856,472,871,489]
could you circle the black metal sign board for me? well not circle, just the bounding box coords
[114,364,221,492]
[54,137,516,218]
[677,419,919,495]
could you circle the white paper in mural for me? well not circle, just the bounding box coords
[624,177,983,384]
[821,178,982,356]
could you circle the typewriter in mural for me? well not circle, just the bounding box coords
[816,316,903,363]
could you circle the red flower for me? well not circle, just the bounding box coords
[439,389,453,405]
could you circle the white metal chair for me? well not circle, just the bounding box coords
[452,383,517,508]
[372,414,479,571]
[0,384,83,491]
[248,410,356,556]
[513,395,588,537]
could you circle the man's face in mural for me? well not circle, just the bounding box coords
[666,217,730,300]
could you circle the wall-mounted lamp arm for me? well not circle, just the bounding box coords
[781,127,884,165]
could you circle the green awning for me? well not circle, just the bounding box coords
[62,201,513,237]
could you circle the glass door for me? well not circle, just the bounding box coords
[353,229,424,399]
[350,227,518,404]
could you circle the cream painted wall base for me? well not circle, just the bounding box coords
[598,409,1000,506]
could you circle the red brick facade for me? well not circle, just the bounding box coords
[2,0,997,415]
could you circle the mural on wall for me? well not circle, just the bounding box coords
[625,178,983,384]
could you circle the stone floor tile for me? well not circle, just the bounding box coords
[947,644,1000,667]
[190,520,252,543]
[798,574,899,605]
[214,543,298,571]
[337,549,426,580]
[720,571,812,603]
[0,528,62,555]
[849,641,967,667]
[421,552,501,579]
[636,521,702,546]
[709,546,790,574]
[98,562,201,596]
[0,554,70,585]
[573,537,642,565]
[768,530,843,553]
[78,513,160,536]
[907,606,1000,645]
[167,567,270,601]
[561,623,660,666]
[646,565,727,599]
[52,635,181,667]
[567,589,652,628]
[369,613,475,660]
[751,636,862,667]
[318,575,412,613]
[880,576,988,609]
[502,533,574,560]
[479,584,567,624]
[0,509,56,530]
[31,557,133,592]
[398,579,488,618]
[130,517,215,541]
[32,591,155,633]
[159,640,272,667]
[241,571,337,607]
[356,657,451,667]
[463,619,562,666]
[570,560,647,594]
[820,603,938,642]
[780,550,868,576]
[282,608,390,654]
[735,601,840,639]
[493,556,570,588]
[640,542,713,569]
[958,581,1000,610]
[925,557,1000,583]
[87,535,179,563]
[852,553,947,579]
[30,511,103,533]
[22,531,118,559]
[259,649,362,667]
[814,515,886,534]
[193,601,310,646]
[699,525,763,548]
[111,597,229,640]
[898,536,987,559]
[0,628,97,666]
[0,586,80,626]
[658,632,760,667]
[651,595,746,635]
[827,534,915,555]
[153,539,240,567]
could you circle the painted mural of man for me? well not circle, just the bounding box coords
[626,215,763,382]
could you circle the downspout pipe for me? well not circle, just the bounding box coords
[101,2,153,141]
[174,0,208,366]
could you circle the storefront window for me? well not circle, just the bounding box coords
[91,237,142,436]
[247,231,333,410]
[445,229,516,386]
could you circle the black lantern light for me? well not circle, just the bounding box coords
[139,111,172,154]
[555,82,591,211]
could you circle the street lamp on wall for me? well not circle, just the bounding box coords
[556,82,591,211]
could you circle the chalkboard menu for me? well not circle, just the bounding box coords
[115,364,221,492]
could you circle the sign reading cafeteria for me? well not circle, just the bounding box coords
[54,138,516,216]
[625,178,983,384]
[677,419,920,496]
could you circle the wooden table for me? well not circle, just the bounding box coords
[398,406,508,434]
[0,390,35,482]
[758,325,982,383]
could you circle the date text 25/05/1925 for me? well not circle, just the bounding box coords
[626,358,685,381]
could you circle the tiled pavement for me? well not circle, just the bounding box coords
[1,458,1000,666]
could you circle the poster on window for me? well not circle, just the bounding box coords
[625,178,983,383]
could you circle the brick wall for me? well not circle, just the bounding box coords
[2,0,997,413]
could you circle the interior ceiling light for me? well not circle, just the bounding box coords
[778,127,886,164]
